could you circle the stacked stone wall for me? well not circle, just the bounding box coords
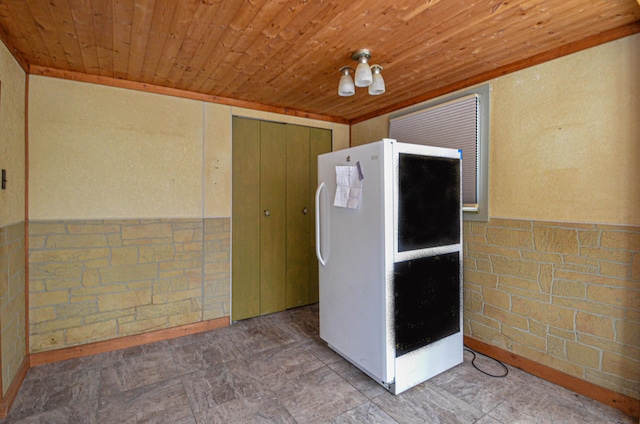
[463,218,640,399]
[28,219,230,353]
[0,222,26,395]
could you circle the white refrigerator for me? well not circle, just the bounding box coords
[315,139,463,394]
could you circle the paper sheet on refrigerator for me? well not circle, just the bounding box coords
[334,165,363,209]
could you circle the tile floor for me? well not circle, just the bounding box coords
[0,304,634,423]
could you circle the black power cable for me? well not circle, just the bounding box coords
[463,345,509,378]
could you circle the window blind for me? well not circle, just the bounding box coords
[389,94,479,206]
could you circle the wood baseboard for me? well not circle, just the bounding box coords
[0,356,30,419]
[30,316,230,367]
[464,336,639,419]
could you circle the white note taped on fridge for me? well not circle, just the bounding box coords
[334,165,363,209]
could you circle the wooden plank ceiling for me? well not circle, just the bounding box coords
[0,0,638,123]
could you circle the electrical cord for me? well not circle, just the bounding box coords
[463,345,509,378]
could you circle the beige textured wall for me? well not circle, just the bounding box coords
[29,76,204,220]
[331,124,350,151]
[491,33,640,225]
[0,39,26,397]
[351,115,389,147]
[28,78,348,221]
[0,40,26,226]
[204,102,232,218]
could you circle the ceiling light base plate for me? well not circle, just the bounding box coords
[351,49,371,61]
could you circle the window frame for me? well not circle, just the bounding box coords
[389,84,490,222]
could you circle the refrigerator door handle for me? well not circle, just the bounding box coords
[315,181,327,266]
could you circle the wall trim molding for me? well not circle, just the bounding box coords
[30,315,230,367]
[24,73,31,382]
[0,356,29,419]
[464,336,639,419]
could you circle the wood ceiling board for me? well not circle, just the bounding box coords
[0,2,28,70]
[0,0,637,122]
[151,1,204,87]
[170,1,232,91]
[201,1,290,94]
[185,2,257,93]
[67,0,101,75]
[91,0,115,77]
[137,0,177,82]
[162,1,220,87]
[215,1,331,96]
[112,0,135,80]
[46,0,86,71]
[125,0,155,79]
[3,0,55,68]
[27,0,71,70]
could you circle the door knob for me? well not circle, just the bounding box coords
[264,209,270,217]
[302,207,308,214]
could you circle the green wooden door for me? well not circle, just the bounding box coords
[285,125,311,308]
[231,117,261,320]
[232,117,331,320]
[259,121,287,315]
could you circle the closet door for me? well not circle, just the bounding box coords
[259,121,287,315]
[232,119,287,319]
[232,117,331,320]
[231,118,261,320]
[285,125,311,309]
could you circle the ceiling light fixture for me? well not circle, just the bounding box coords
[338,49,385,97]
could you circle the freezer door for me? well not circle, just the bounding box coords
[396,154,461,251]
[316,140,395,384]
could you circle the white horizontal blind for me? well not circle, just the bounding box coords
[389,94,479,206]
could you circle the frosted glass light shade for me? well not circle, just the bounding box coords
[368,65,385,95]
[338,67,355,96]
[355,60,373,87]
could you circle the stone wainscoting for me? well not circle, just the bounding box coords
[463,218,639,400]
[25,216,639,402]
[28,218,230,353]
[0,222,26,396]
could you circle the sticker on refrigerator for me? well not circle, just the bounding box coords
[334,165,363,209]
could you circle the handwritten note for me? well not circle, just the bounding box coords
[334,165,363,209]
